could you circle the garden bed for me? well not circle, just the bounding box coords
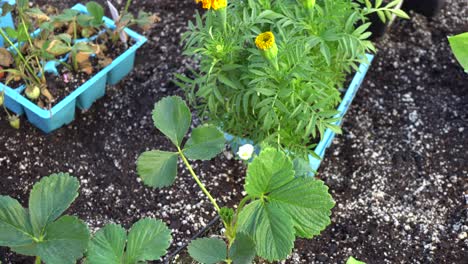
[0,0,466,263]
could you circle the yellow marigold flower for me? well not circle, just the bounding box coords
[255,32,275,51]
[211,0,227,10]
[196,0,226,10]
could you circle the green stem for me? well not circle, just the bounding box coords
[34,256,41,264]
[124,0,133,14]
[1,90,12,119]
[73,17,78,41]
[232,195,251,232]
[219,8,227,33]
[19,16,45,83]
[0,29,41,84]
[177,146,221,212]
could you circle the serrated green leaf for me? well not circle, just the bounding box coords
[244,148,294,197]
[36,216,89,264]
[28,173,79,237]
[269,177,335,238]
[86,1,104,26]
[0,196,34,247]
[448,32,468,72]
[229,233,256,264]
[187,237,226,264]
[238,148,334,260]
[152,96,191,147]
[125,218,171,263]
[53,9,79,23]
[183,126,225,160]
[87,224,126,264]
[87,218,171,264]
[237,201,295,261]
[137,150,178,188]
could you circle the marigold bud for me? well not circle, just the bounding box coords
[255,32,275,51]
[255,32,279,70]
[299,0,315,9]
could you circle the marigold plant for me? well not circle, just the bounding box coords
[178,0,407,160]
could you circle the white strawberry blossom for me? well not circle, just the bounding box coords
[237,144,254,160]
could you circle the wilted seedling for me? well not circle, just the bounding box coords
[50,2,104,40]
[106,0,159,44]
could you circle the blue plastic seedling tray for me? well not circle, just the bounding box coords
[0,0,15,47]
[0,3,147,133]
[225,54,375,175]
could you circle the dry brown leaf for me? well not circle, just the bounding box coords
[76,52,93,75]
[0,48,13,67]
[37,99,45,109]
[66,22,76,35]
[98,57,113,68]
[41,87,54,103]
[34,39,45,49]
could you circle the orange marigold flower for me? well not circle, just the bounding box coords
[195,0,226,10]
[195,0,211,9]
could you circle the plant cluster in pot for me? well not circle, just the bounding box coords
[176,0,409,174]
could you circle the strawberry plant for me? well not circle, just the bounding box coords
[137,96,335,262]
[0,173,89,264]
[86,218,172,264]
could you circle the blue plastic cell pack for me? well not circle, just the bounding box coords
[0,3,147,133]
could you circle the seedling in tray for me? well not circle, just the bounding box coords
[0,0,157,129]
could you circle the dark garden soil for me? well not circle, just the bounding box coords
[0,0,467,263]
